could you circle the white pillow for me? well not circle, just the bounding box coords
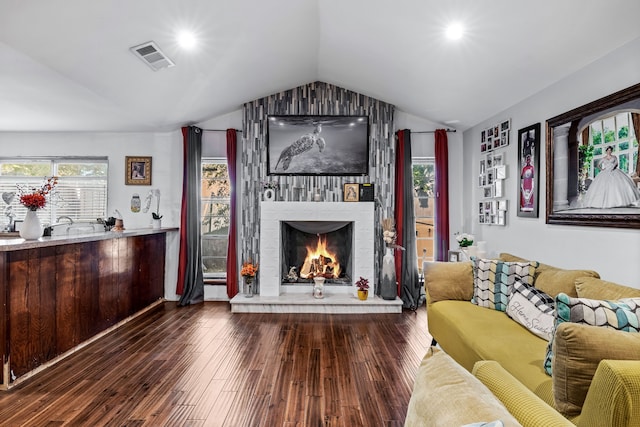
[506,281,555,341]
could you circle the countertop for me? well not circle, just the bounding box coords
[0,227,178,252]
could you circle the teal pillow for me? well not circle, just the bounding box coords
[471,258,538,312]
[544,293,640,375]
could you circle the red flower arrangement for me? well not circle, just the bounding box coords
[18,176,58,211]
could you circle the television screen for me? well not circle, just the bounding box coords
[267,115,369,176]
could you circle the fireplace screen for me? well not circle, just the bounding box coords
[281,221,353,285]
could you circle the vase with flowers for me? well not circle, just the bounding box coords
[262,180,279,202]
[17,176,58,240]
[455,232,475,260]
[241,261,258,297]
[355,276,370,301]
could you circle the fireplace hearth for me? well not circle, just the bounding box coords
[229,201,402,313]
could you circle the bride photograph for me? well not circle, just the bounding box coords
[546,82,640,229]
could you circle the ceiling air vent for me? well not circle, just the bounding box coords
[130,41,175,71]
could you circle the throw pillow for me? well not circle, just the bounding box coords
[497,253,599,297]
[471,258,538,312]
[423,261,474,303]
[506,281,555,341]
[575,276,640,300]
[543,293,640,375]
[552,322,640,416]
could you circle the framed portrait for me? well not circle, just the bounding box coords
[125,156,152,186]
[448,250,461,262]
[546,83,640,228]
[517,123,541,218]
[343,183,359,202]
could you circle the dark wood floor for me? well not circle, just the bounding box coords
[0,301,432,427]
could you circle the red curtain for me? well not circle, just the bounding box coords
[435,129,450,261]
[226,129,238,298]
[394,130,407,297]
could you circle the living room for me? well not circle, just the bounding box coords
[1,1,639,425]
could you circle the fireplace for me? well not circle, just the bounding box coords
[281,221,353,285]
[259,202,374,297]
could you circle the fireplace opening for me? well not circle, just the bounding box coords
[281,221,353,285]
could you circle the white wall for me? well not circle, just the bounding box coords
[462,37,640,287]
[0,131,183,299]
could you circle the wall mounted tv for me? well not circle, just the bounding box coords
[267,115,370,176]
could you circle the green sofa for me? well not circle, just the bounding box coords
[422,253,640,427]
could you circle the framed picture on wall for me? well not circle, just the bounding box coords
[546,83,640,229]
[125,156,152,186]
[517,123,540,217]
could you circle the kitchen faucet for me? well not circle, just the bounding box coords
[56,216,74,224]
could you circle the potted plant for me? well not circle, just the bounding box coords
[355,276,369,301]
[152,211,163,229]
[241,261,258,298]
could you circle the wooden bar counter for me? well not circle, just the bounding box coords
[0,229,171,389]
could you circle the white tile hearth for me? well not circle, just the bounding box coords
[229,293,402,314]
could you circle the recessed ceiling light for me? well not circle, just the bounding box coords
[177,31,197,49]
[445,22,464,40]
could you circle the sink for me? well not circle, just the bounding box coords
[47,222,106,236]
[0,231,20,239]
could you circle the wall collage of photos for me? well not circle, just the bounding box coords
[479,119,510,226]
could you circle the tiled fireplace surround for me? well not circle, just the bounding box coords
[229,201,402,313]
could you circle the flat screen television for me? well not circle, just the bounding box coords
[266,115,369,176]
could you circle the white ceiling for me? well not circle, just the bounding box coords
[1,0,639,133]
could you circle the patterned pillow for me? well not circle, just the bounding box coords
[471,258,538,311]
[543,293,640,375]
[506,281,555,341]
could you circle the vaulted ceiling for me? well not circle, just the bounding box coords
[1,0,639,132]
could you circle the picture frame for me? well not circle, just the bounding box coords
[517,123,541,218]
[546,83,640,228]
[343,183,360,202]
[448,250,461,262]
[266,115,370,176]
[125,156,152,186]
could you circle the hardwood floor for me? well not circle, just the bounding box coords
[0,301,432,426]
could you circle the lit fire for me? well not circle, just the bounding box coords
[299,235,341,279]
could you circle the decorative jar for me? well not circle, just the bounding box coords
[313,276,325,299]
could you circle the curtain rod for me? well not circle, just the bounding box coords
[202,128,243,132]
[411,128,457,134]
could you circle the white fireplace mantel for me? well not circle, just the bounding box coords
[259,201,375,297]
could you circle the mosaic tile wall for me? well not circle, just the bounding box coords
[240,81,396,292]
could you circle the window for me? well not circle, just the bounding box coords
[587,112,638,177]
[201,158,231,278]
[0,157,108,226]
[413,158,435,273]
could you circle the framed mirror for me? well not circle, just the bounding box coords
[546,83,640,228]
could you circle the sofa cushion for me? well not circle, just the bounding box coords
[471,258,538,311]
[552,322,640,416]
[405,347,523,427]
[427,300,555,407]
[498,253,599,298]
[506,281,555,341]
[424,261,473,303]
[544,293,640,375]
[575,276,640,300]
